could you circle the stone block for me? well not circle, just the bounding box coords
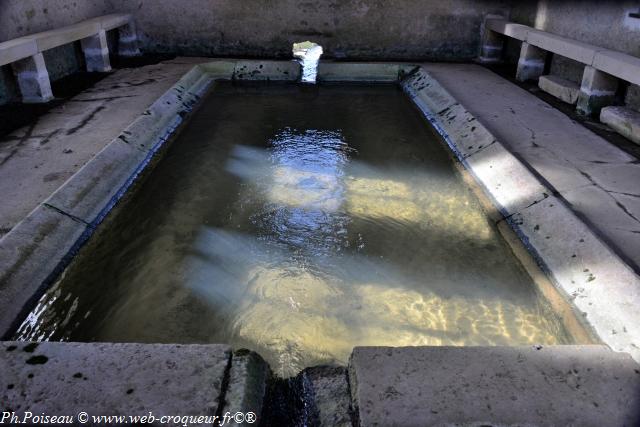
[302,366,352,427]
[233,61,299,81]
[318,63,402,82]
[117,21,141,57]
[527,30,601,65]
[0,205,87,338]
[349,346,640,427]
[463,141,549,216]
[224,350,270,426]
[600,106,640,145]
[81,29,111,72]
[1,342,231,420]
[199,60,236,78]
[507,194,640,360]
[538,74,580,104]
[593,50,640,86]
[577,66,618,116]
[98,13,133,31]
[31,22,101,52]
[44,139,149,225]
[516,41,547,82]
[402,68,458,114]
[0,38,38,67]
[11,53,53,103]
[485,18,530,41]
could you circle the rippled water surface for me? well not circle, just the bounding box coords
[17,83,575,376]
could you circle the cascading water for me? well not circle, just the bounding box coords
[293,41,323,84]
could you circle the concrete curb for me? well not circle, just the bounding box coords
[402,67,640,361]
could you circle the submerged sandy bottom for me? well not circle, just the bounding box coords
[17,83,573,377]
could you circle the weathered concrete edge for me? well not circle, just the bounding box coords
[402,67,640,361]
[0,60,416,340]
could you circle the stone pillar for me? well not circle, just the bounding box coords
[576,66,619,116]
[478,29,504,64]
[81,29,112,72]
[515,42,547,82]
[11,53,54,103]
[118,22,141,57]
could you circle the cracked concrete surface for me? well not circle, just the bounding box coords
[423,63,640,272]
[0,58,209,238]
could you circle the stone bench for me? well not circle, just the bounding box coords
[479,17,640,116]
[0,13,139,103]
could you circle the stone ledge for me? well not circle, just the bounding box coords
[600,106,640,145]
[539,74,580,104]
[349,346,640,427]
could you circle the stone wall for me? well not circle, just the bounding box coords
[110,0,512,61]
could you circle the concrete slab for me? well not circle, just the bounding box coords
[233,60,299,81]
[349,346,640,427]
[539,74,580,104]
[600,106,640,145]
[0,58,208,238]
[1,341,231,420]
[318,63,412,82]
[0,205,87,338]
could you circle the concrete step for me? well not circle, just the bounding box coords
[349,346,640,427]
[600,106,640,146]
[538,74,580,104]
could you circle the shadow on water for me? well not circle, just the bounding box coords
[15,82,576,377]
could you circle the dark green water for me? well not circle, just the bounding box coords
[16,83,573,377]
